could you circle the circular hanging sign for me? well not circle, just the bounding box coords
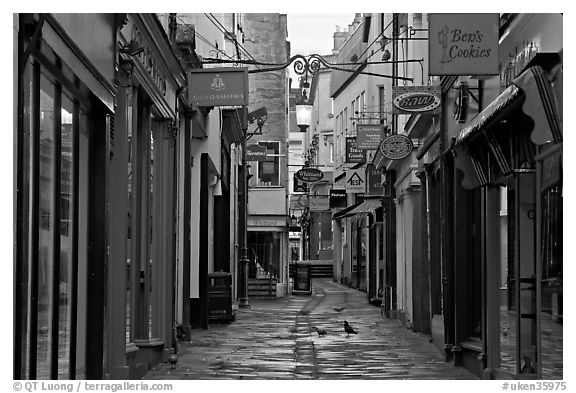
[380,134,414,160]
[295,167,324,183]
[393,91,441,113]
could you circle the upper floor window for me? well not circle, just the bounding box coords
[249,141,280,186]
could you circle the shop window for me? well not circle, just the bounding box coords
[17,62,92,380]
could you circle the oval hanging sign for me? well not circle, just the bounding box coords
[380,134,414,160]
[393,91,441,113]
[295,167,324,183]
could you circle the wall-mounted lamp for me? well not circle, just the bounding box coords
[381,49,391,61]
[208,173,220,188]
[378,36,392,61]
[120,39,144,57]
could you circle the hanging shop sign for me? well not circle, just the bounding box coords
[329,189,347,209]
[246,144,267,161]
[345,168,366,193]
[293,173,309,193]
[295,167,324,183]
[366,164,385,196]
[345,137,366,163]
[428,13,499,76]
[380,134,414,160]
[357,124,385,150]
[392,86,441,115]
[188,67,249,107]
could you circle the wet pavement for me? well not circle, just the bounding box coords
[143,278,477,380]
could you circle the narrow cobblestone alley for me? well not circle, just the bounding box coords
[143,279,477,380]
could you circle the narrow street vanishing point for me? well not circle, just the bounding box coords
[143,279,477,380]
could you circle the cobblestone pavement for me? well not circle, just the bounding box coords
[143,278,478,380]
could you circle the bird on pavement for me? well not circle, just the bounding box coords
[312,326,327,337]
[344,321,358,337]
[168,353,178,369]
[332,306,345,312]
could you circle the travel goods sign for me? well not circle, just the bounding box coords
[188,67,249,107]
[345,137,366,163]
[429,14,499,76]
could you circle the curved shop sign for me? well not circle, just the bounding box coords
[392,86,441,115]
[295,168,324,183]
[380,134,414,160]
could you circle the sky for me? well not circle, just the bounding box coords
[287,13,356,56]
[286,13,356,88]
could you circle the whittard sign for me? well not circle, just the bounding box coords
[188,67,249,107]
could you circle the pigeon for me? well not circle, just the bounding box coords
[344,321,358,337]
[332,306,345,312]
[168,353,178,369]
[312,326,327,337]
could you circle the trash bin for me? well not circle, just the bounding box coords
[208,272,234,323]
[292,262,311,295]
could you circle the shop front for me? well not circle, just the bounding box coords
[247,216,289,297]
[453,59,562,379]
[14,13,117,379]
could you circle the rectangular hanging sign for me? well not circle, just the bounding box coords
[428,14,499,76]
[356,124,384,150]
[345,137,366,163]
[188,67,249,107]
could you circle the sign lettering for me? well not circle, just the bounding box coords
[429,14,499,76]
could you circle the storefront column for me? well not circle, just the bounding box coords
[106,76,130,379]
[333,219,342,282]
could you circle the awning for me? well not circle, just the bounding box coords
[454,64,562,189]
[455,65,561,147]
[332,201,362,220]
[332,198,382,220]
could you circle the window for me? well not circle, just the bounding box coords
[379,86,385,120]
[18,62,92,380]
[249,141,280,186]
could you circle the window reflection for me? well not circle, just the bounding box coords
[58,94,74,378]
[37,74,56,379]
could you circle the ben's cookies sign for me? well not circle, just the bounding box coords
[429,14,499,76]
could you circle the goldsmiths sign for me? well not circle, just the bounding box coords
[188,67,249,107]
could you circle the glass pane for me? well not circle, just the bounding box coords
[58,94,75,378]
[75,108,90,379]
[37,74,56,379]
[21,61,32,379]
[148,129,154,339]
[540,184,563,379]
[499,186,516,375]
[126,95,134,343]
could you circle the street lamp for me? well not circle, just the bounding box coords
[295,90,313,133]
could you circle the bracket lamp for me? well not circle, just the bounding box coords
[295,90,312,132]
[119,40,145,57]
